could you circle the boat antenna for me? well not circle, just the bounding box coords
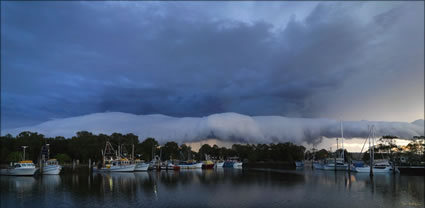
[21,146,28,160]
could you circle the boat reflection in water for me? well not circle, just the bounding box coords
[40,175,61,191]
[1,176,36,193]
[1,167,424,208]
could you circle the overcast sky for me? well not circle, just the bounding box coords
[1,2,424,136]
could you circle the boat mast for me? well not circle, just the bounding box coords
[132,144,135,161]
[372,125,375,163]
[369,125,374,176]
[341,120,344,160]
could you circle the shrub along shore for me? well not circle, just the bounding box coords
[0,131,306,165]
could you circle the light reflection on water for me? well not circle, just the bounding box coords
[1,168,423,208]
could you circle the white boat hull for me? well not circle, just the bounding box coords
[323,164,348,171]
[313,163,323,170]
[42,165,62,175]
[295,161,304,167]
[215,162,224,168]
[94,164,136,172]
[233,162,243,169]
[179,164,195,169]
[354,166,392,173]
[0,168,38,176]
[134,163,149,171]
[195,162,203,169]
[179,163,203,169]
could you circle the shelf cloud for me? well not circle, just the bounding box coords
[3,112,423,144]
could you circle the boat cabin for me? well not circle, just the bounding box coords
[46,159,59,166]
[14,161,35,168]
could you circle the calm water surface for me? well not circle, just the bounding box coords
[1,167,423,208]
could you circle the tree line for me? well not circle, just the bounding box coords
[0,131,307,164]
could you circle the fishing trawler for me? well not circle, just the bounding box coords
[178,160,203,169]
[0,160,38,176]
[311,145,324,169]
[223,160,235,168]
[202,160,214,169]
[295,161,304,168]
[354,125,393,173]
[0,146,38,176]
[202,155,214,169]
[324,121,349,171]
[215,161,224,168]
[354,160,392,173]
[94,141,136,172]
[161,161,180,171]
[41,159,62,175]
[313,161,324,169]
[134,159,149,171]
[323,158,348,171]
[39,144,62,175]
[233,162,243,169]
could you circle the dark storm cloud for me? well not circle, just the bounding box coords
[3,112,424,144]
[1,2,423,129]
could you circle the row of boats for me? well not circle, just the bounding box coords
[308,158,394,173]
[0,142,243,176]
[93,141,243,172]
[93,159,243,172]
[296,123,395,174]
[0,159,62,176]
[0,145,62,176]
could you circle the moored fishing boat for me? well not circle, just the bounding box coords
[313,161,323,170]
[94,141,136,172]
[323,158,348,171]
[179,161,202,169]
[233,162,243,169]
[295,161,304,168]
[323,162,349,171]
[353,125,393,174]
[223,161,235,168]
[41,159,62,175]
[0,146,38,176]
[354,165,392,173]
[354,160,393,173]
[324,121,349,171]
[134,159,149,171]
[202,160,214,169]
[0,160,38,176]
[94,158,136,172]
[149,157,160,170]
[39,144,62,175]
[215,161,224,168]
[351,160,365,168]
[162,161,180,171]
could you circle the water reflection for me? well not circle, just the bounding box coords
[40,175,61,191]
[1,176,36,193]
[1,168,424,208]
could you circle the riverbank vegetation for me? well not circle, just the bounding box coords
[2,131,422,165]
[0,131,306,164]
[360,136,425,165]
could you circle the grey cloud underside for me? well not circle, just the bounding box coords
[3,112,424,144]
[1,2,423,129]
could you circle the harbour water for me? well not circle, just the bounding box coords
[1,167,423,208]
